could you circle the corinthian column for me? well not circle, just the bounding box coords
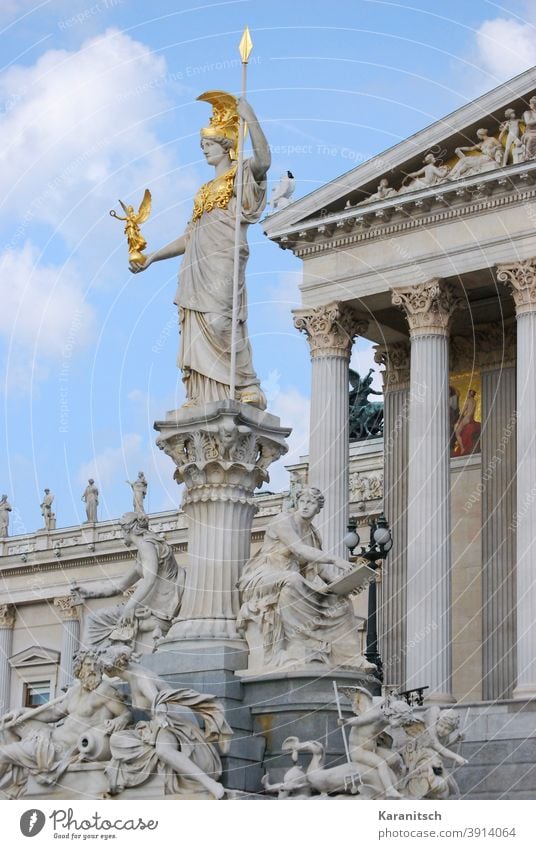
[155,401,289,645]
[392,279,460,702]
[0,604,15,714]
[294,303,368,556]
[54,596,81,691]
[497,258,536,698]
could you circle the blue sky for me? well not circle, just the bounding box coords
[0,0,534,532]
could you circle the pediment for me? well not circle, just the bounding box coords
[9,646,60,668]
[264,66,536,240]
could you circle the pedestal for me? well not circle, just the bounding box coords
[155,400,290,645]
[242,667,380,784]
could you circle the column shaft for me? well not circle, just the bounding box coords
[496,258,536,698]
[406,333,452,698]
[0,626,14,714]
[481,367,517,700]
[381,386,409,689]
[58,619,81,691]
[309,353,350,555]
[514,311,536,696]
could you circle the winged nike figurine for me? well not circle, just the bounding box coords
[110,189,152,265]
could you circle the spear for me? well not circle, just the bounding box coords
[230,25,253,401]
[333,680,361,793]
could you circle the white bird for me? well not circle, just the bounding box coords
[270,171,295,211]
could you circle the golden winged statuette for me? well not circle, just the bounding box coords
[110,189,152,266]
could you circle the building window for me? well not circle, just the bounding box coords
[24,680,51,708]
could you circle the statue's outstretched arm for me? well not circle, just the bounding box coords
[129,233,188,274]
[237,98,271,181]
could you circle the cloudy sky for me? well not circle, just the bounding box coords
[0,0,534,532]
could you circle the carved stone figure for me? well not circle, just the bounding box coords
[448,129,502,180]
[81,479,99,523]
[0,651,130,798]
[270,171,295,211]
[40,489,55,531]
[499,109,525,165]
[522,96,536,160]
[0,495,12,537]
[129,92,270,409]
[400,153,448,192]
[364,177,398,203]
[237,487,374,672]
[261,736,313,798]
[339,688,414,799]
[349,368,384,440]
[281,736,364,797]
[399,707,467,799]
[126,471,148,515]
[100,645,232,799]
[73,512,184,650]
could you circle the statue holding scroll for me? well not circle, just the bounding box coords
[237,487,375,672]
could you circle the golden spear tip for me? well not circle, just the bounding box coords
[239,25,253,63]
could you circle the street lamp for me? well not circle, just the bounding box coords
[344,513,393,679]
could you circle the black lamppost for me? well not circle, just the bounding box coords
[343,513,393,679]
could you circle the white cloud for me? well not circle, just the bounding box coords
[0,241,96,389]
[77,432,143,487]
[473,16,536,81]
[0,28,190,255]
[266,386,310,492]
[265,270,302,322]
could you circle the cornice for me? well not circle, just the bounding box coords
[272,170,536,258]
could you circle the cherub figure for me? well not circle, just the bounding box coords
[110,189,152,265]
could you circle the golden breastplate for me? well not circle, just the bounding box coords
[192,165,237,221]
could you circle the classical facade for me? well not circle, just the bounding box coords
[263,68,536,796]
[2,69,536,800]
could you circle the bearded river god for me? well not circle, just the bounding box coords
[129,91,271,409]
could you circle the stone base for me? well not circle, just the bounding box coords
[452,698,536,800]
[241,667,380,786]
[23,764,215,800]
[145,645,265,794]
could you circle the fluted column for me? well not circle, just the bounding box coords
[497,258,536,698]
[294,303,368,556]
[155,401,290,645]
[54,596,81,691]
[480,364,517,700]
[374,342,410,689]
[393,279,460,702]
[0,604,15,714]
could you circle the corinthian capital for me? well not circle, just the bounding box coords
[392,279,461,336]
[293,302,368,359]
[54,596,80,621]
[374,341,411,390]
[496,258,536,315]
[0,604,15,628]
